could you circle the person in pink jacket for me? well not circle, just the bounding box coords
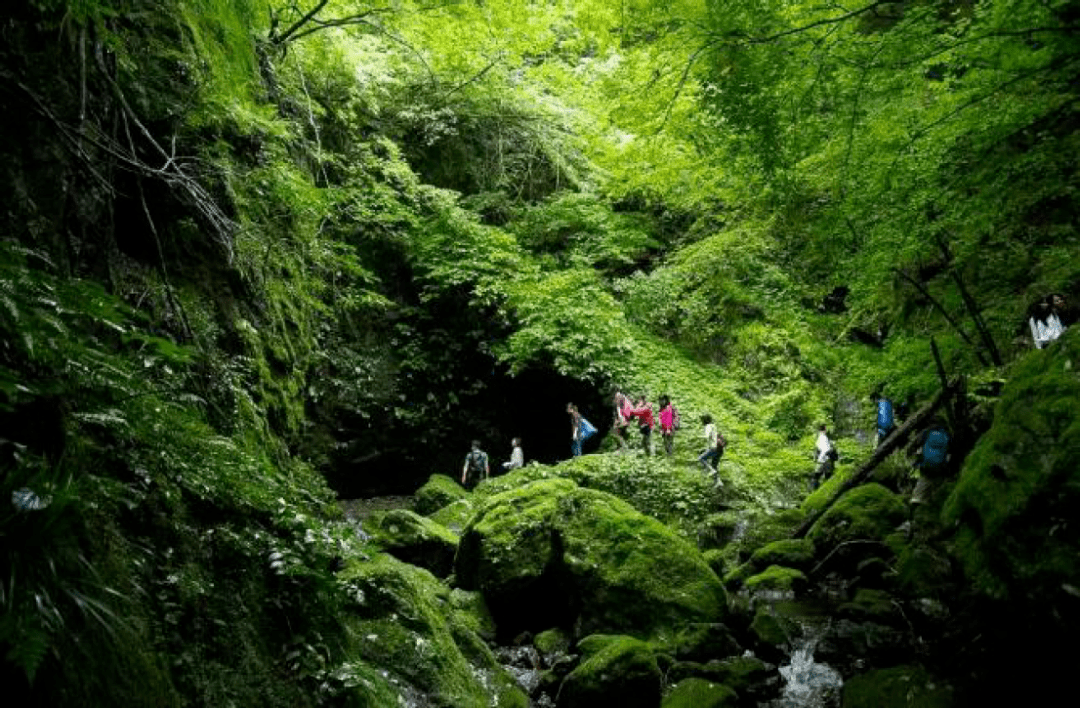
[627,395,655,456]
[658,394,678,457]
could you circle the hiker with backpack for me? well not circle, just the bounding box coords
[568,403,598,457]
[810,424,837,491]
[461,440,490,490]
[908,417,951,506]
[871,391,895,448]
[658,394,680,457]
[627,395,655,456]
[697,414,725,485]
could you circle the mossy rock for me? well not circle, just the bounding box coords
[655,622,741,664]
[731,507,806,562]
[943,328,1080,606]
[745,565,807,594]
[414,474,468,516]
[700,511,741,549]
[838,588,900,624]
[749,606,798,648]
[428,497,476,534]
[455,478,727,641]
[363,508,459,577]
[667,655,771,691]
[449,588,496,641]
[341,554,527,708]
[535,627,572,656]
[725,538,815,589]
[806,483,905,555]
[841,665,954,708]
[559,635,661,708]
[702,548,726,578]
[661,678,738,708]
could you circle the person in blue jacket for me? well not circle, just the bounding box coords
[871,391,895,448]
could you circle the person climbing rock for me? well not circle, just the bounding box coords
[461,440,489,490]
[1029,294,1067,349]
[658,394,678,457]
[908,417,951,507]
[810,424,836,491]
[871,391,895,448]
[627,395,655,456]
[697,414,724,485]
[502,437,524,472]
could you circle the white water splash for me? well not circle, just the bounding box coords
[770,625,843,708]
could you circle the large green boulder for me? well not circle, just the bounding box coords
[841,665,954,708]
[341,554,527,708]
[455,478,727,641]
[363,508,459,577]
[428,497,476,534]
[661,678,738,708]
[806,483,905,560]
[559,635,661,708]
[943,329,1080,607]
[414,474,468,515]
[724,538,815,588]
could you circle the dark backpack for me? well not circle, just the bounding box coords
[921,429,949,473]
[827,446,839,462]
[467,451,487,475]
[877,399,895,433]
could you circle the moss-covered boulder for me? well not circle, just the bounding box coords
[657,622,741,664]
[363,508,459,577]
[559,635,661,708]
[806,484,905,564]
[341,554,527,708]
[724,538,815,589]
[661,678,738,708]
[702,548,726,578]
[535,627,572,656]
[428,497,475,534]
[841,665,954,707]
[455,478,727,641]
[414,474,468,515]
[838,588,900,624]
[745,565,808,594]
[943,329,1080,608]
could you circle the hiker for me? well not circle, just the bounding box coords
[810,424,836,491]
[1029,294,1067,349]
[908,417,951,507]
[658,394,679,457]
[502,437,524,471]
[568,403,583,457]
[461,440,489,490]
[627,395,655,456]
[697,414,724,484]
[871,391,895,448]
[612,388,632,452]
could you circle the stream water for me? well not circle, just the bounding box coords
[767,621,844,708]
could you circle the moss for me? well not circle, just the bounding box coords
[731,507,806,562]
[428,498,476,534]
[749,608,794,647]
[750,538,815,570]
[841,665,954,708]
[534,627,571,655]
[341,554,527,708]
[456,478,727,642]
[745,565,808,593]
[560,635,662,708]
[838,588,900,623]
[807,483,905,551]
[655,622,741,664]
[942,329,1080,603]
[448,588,496,641]
[700,511,741,549]
[702,548,726,578]
[363,509,459,577]
[414,474,469,515]
[662,678,739,708]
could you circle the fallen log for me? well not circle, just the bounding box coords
[792,382,956,539]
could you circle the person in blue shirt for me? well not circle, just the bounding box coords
[871,392,895,448]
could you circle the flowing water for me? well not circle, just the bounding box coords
[768,622,844,708]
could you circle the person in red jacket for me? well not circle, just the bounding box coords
[627,395,655,456]
[658,394,677,457]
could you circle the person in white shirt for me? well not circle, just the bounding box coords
[1029,295,1067,349]
[811,424,835,491]
[697,414,725,486]
[502,437,524,471]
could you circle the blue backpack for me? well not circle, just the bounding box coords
[579,417,597,441]
[921,429,949,472]
[876,399,895,434]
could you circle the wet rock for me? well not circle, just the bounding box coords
[841,665,954,707]
[661,677,738,708]
[815,620,913,675]
[660,622,742,664]
[413,473,468,515]
[534,627,572,657]
[455,478,727,641]
[558,635,661,708]
[364,508,459,577]
[837,588,901,624]
[724,539,814,590]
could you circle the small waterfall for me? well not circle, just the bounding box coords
[769,622,843,708]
